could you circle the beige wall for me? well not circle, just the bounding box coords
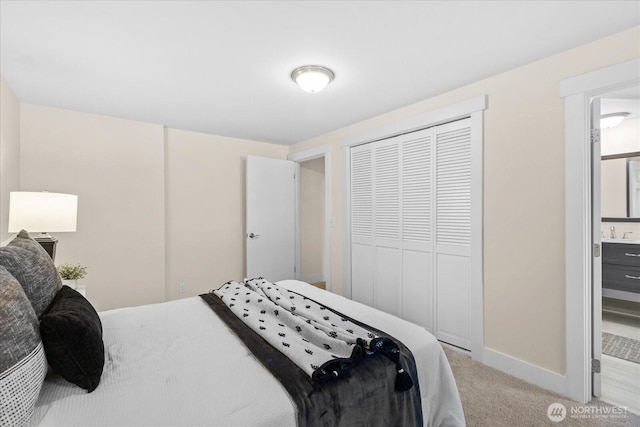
[299,157,325,281]
[165,128,288,300]
[289,27,640,375]
[0,75,21,243]
[18,105,289,309]
[20,104,166,311]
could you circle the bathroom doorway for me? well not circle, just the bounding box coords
[594,84,640,414]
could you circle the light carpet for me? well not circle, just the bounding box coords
[443,347,640,426]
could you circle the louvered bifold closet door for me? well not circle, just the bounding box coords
[399,128,434,331]
[373,139,402,316]
[350,144,374,306]
[435,118,472,350]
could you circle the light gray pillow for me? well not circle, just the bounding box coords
[0,230,62,318]
[0,266,47,426]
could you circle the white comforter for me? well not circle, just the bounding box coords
[31,280,465,427]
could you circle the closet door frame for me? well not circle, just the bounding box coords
[341,95,486,361]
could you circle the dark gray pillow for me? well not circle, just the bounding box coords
[40,285,104,392]
[0,266,48,426]
[0,230,62,318]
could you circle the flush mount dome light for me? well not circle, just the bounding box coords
[291,65,335,93]
[601,112,630,129]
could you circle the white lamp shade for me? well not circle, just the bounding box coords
[8,192,78,233]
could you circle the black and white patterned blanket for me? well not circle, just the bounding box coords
[213,278,413,387]
[202,279,423,426]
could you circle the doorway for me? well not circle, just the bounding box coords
[561,58,639,404]
[596,86,640,414]
[299,157,326,289]
[245,150,331,290]
[288,145,332,292]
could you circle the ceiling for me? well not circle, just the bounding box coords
[602,85,640,121]
[1,1,638,145]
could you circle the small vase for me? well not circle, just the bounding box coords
[63,279,78,290]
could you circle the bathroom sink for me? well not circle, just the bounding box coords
[601,238,640,244]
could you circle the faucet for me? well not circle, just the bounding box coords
[623,231,633,240]
[610,226,616,239]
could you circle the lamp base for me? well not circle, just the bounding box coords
[34,235,57,261]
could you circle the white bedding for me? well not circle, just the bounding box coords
[31,280,465,427]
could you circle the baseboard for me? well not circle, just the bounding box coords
[300,274,325,284]
[482,348,567,397]
[440,341,471,356]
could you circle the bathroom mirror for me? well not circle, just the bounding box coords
[601,151,640,222]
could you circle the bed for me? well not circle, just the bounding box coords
[1,232,465,427]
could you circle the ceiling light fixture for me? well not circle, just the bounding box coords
[600,112,630,129]
[291,65,335,93]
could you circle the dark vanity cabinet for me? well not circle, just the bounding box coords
[602,242,640,295]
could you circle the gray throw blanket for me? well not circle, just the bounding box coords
[201,278,423,427]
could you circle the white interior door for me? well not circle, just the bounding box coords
[246,155,297,282]
[350,144,375,306]
[373,138,402,316]
[591,98,602,397]
[434,119,472,350]
[349,120,475,351]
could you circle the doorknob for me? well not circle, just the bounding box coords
[248,233,261,239]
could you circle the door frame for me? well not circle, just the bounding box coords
[340,95,486,361]
[560,58,640,403]
[288,145,332,292]
[590,97,602,398]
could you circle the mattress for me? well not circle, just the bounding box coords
[30,280,465,426]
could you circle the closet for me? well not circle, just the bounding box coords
[350,118,474,350]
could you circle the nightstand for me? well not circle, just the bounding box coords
[76,284,86,298]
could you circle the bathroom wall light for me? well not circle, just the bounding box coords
[600,112,630,129]
[291,65,335,93]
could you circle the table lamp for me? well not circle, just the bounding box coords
[7,191,78,260]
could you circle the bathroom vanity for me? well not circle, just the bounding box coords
[602,240,640,303]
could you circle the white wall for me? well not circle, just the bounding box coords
[601,116,640,155]
[0,75,21,244]
[20,104,166,311]
[289,26,640,376]
[164,128,288,301]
